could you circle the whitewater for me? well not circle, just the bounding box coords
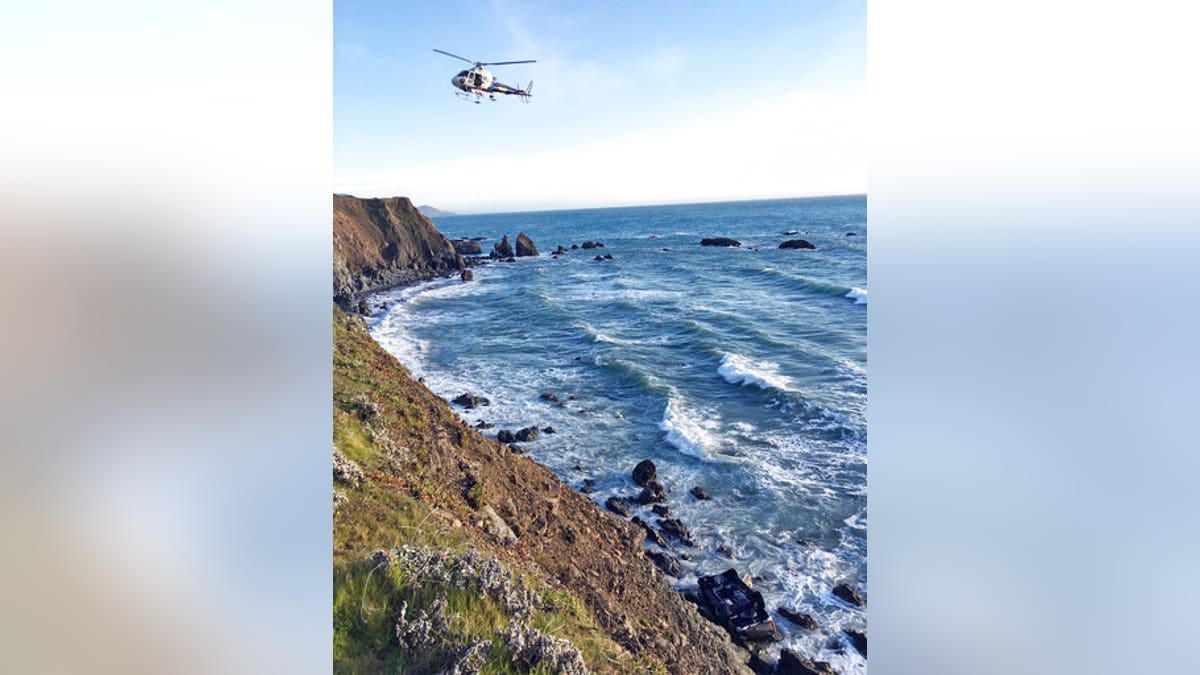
[368,195,867,671]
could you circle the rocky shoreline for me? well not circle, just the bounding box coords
[332,195,864,673]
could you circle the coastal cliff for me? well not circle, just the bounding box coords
[333,195,463,310]
[333,197,752,673]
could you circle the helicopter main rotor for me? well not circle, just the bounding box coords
[433,49,535,68]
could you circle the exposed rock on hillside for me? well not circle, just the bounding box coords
[333,195,463,309]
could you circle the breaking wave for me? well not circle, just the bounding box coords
[717,352,797,392]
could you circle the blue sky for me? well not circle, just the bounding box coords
[335,1,865,212]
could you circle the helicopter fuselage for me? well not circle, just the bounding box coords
[452,68,493,93]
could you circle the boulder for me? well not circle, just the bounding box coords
[357,299,371,316]
[507,444,524,454]
[581,240,604,249]
[451,239,482,255]
[645,550,681,577]
[777,607,819,631]
[700,237,741,247]
[554,245,568,254]
[474,420,494,430]
[452,393,490,409]
[570,244,579,249]
[637,480,668,504]
[492,235,514,258]
[779,239,816,250]
[844,629,867,657]
[604,496,632,518]
[579,478,596,494]
[515,232,539,257]
[782,230,800,235]
[846,232,857,237]
[632,516,667,547]
[657,517,695,546]
[480,505,518,546]
[515,426,540,443]
[778,650,837,675]
[651,504,671,517]
[593,255,606,262]
[690,485,712,500]
[632,459,657,486]
[496,429,515,443]
[539,392,560,403]
[832,583,865,608]
[541,426,556,434]
[460,269,473,281]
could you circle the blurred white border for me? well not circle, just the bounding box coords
[1,1,1198,673]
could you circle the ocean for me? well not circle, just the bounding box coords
[366,195,866,671]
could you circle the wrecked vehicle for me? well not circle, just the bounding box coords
[697,568,779,642]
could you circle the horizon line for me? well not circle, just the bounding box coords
[336,192,867,217]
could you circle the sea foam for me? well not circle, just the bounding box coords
[845,287,868,304]
[659,395,717,460]
[717,352,796,392]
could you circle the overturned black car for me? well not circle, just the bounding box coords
[697,568,780,642]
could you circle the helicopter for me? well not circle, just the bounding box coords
[433,49,535,103]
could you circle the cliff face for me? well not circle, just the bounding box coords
[333,309,752,673]
[332,195,463,308]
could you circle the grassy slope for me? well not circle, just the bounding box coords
[332,308,669,674]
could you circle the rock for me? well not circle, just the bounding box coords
[778,649,837,675]
[515,426,540,443]
[492,235,514,258]
[515,232,539,257]
[632,459,657,486]
[581,240,604,249]
[717,544,734,558]
[777,607,819,631]
[570,244,579,249]
[333,448,365,487]
[656,518,694,546]
[604,496,632,518]
[631,516,667,547]
[651,504,670,517]
[846,232,857,236]
[539,392,560,403]
[779,239,816,250]
[645,550,681,577]
[481,505,518,546]
[832,583,865,608]
[844,629,867,657]
[541,426,556,434]
[357,299,371,316]
[474,420,494,429]
[496,429,515,443]
[700,237,741,247]
[453,393,490,409]
[554,245,568,254]
[603,253,613,260]
[593,255,606,262]
[579,478,596,494]
[690,485,712,500]
[503,256,516,262]
[660,248,670,252]
[507,444,524,454]
[782,230,800,235]
[637,480,668,504]
[451,239,482,255]
[460,269,473,281]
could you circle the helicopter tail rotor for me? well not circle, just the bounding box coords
[522,80,533,103]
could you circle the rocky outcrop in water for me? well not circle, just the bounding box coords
[632,459,657,487]
[778,650,837,675]
[701,237,741,247]
[492,235,514,258]
[333,195,464,309]
[515,232,539,257]
[778,607,819,630]
[779,239,816,250]
[832,583,865,608]
[451,239,482,255]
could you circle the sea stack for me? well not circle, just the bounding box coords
[515,232,539,257]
